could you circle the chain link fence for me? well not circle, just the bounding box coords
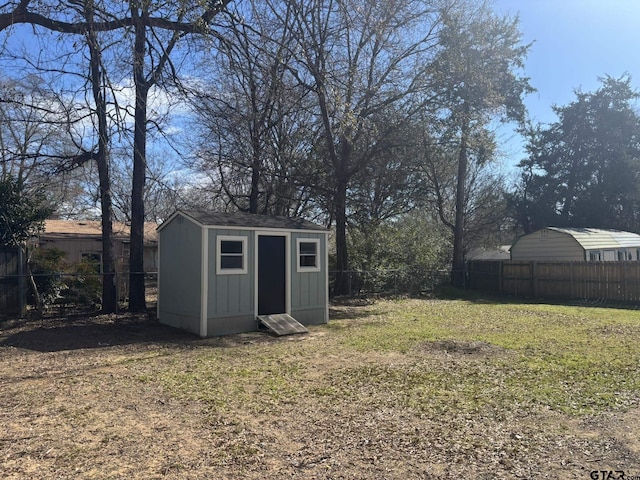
[0,271,158,317]
[3,267,451,318]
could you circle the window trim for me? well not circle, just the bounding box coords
[296,238,321,272]
[216,235,248,275]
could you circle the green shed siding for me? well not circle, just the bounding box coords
[291,307,327,326]
[291,232,327,324]
[207,314,256,336]
[207,229,255,319]
[158,216,202,335]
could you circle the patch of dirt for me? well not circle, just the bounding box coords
[328,304,378,321]
[1,308,639,479]
[578,407,640,461]
[594,323,640,337]
[416,339,511,359]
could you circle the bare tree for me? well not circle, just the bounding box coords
[1,0,234,311]
[83,0,118,312]
[1,6,124,313]
[282,0,442,294]
[186,0,317,217]
[0,77,84,186]
[124,0,235,311]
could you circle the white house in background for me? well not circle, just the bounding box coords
[510,227,640,262]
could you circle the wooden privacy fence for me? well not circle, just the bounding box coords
[0,247,26,317]
[468,260,640,303]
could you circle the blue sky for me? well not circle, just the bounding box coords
[492,0,640,168]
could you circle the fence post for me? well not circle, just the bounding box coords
[570,262,574,300]
[18,247,25,318]
[115,271,119,314]
[637,262,640,303]
[623,261,628,302]
[531,261,537,298]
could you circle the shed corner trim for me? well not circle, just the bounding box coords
[200,227,209,337]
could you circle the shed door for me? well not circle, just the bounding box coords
[258,235,286,315]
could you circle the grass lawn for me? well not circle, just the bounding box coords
[1,297,639,479]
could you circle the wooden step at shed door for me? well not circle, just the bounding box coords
[258,314,308,336]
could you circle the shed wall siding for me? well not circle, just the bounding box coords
[158,217,202,334]
[207,229,255,319]
[291,307,327,326]
[207,314,256,336]
[511,230,584,261]
[291,232,327,324]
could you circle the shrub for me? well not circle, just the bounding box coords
[28,247,102,308]
[28,247,67,306]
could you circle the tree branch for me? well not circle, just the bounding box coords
[0,0,233,34]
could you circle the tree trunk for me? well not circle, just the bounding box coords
[249,150,260,214]
[99,196,117,312]
[333,137,351,296]
[333,177,350,296]
[85,3,117,313]
[452,115,469,288]
[128,2,148,312]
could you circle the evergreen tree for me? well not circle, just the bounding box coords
[512,75,640,233]
[427,2,531,286]
[0,175,51,247]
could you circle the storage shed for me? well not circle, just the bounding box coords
[510,227,640,262]
[157,210,329,337]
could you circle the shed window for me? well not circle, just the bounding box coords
[297,238,321,272]
[216,236,248,275]
[589,251,601,261]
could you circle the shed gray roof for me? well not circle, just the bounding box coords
[547,227,640,249]
[175,210,328,232]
